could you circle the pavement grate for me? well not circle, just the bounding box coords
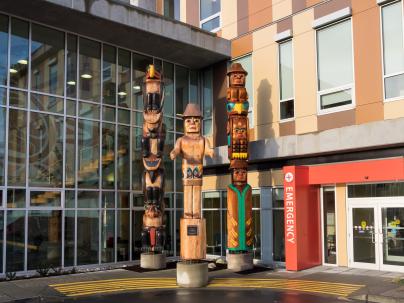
[50,278,364,298]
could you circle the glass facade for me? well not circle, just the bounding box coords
[0,14,200,273]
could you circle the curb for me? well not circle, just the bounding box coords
[351,294,404,303]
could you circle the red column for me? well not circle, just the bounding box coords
[283,166,321,271]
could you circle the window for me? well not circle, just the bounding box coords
[278,40,294,120]
[316,19,354,112]
[200,0,221,32]
[232,55,253,125]
[202,68,213,135]
[322,187,337,264]
[381,1,404,100]
[164,0,180,20]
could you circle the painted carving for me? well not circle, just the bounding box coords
[226,63,253,253]
[141,65,166,253]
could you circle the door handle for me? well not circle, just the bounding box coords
[371,231,375,244]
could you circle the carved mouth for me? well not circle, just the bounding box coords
[144,158,161,168]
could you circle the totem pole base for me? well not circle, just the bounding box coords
[176,262,208,288]
[180,218,206,260]
[226,252,253,272]
[140,253,166,269]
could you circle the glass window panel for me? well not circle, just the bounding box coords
[385,73,404,99]
[252,209,261,259]
[77,191,98,208]
[65,190,75,208]
[102,192,115,208]
[205,210,221,255]
[10,19,29,89]
[164,193,174,208]
[322,187,336,264]
[202,68,212,119]
[64,210,75,266]
[118,49,131,108]
[65,118,76,188]
[132,127,142,191]
[176,118,183,133]
[175,143,182,192]
[79,102,100,119]
[117,209,130,261]
[66,34,77,98]
[31,24,64,95]
[132,110,142,126]
[7,189,25,208]
[102,45,116,106]
[0,15,8,86]
[175,66,189,114]
[279,40,294,101]
[203,119,212,136]
[6,210,25,272]
[66,99,76,116]
[0,108,5,185]
[200,0,221,20]
[133,193,143,207]
[31,93,64,114]
[317,20,353,91]
[102,122,115,189]
[273,208,285,261]
[132,210,143,260]
[153,59,162,71]
[201,16,220,31]
[30,191,61,207]
[79,38,101,102]
[0,87,6,105]
[117,125,130,190]
[118,109,130,124]
[163,132,174,192]
[9,89,27,108]
[103,106,115,122]
[202,192,220,208]
[272,188,284,208]
[101,209,115,263]
[78,120,100,188]
[382,2,404,75]
[77,210,99,265]
[27,210,62,269]
[348,183,404,198]
[252,190,260,208]
[164,210,174,256]
[0,212,4,271]
[132,53,152,110]
[8,109,26,185]
[280,100,294,120]
[118,192,130,208]
[29,112,63,187]
[163,62,174,116]
[164,116,174,132]
[176,192,183,209]
[190,70,198,102]
[320,88,352,110]
[175,209,181,256]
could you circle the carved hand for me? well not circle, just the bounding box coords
[170,149,177,160]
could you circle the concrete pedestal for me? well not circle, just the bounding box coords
[140,253,166,269]
[227,252,253,272]
[176,262,208,288]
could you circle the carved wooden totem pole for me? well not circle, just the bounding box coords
[140,65,166,269]
[226,63,254,271]
[170,104,214,287]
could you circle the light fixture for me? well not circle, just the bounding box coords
[81,73,92,79]
[118,91,127,96]
[133,85,141,90]
[17,59,28,65]
[67,80,76,86]
[9,68,18,74]
[80,60,92,79]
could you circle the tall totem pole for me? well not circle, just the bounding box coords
[140,65,166,269]
[170,104,214,287]
[226,63,254,271]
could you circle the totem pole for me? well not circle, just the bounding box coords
[226,63,254,271]
[170,104,214,287]
[140,65,166,269]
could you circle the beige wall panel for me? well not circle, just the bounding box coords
[271,169,284,186]
[248,0,273,32]
[256,123,280,141]
[384,99,404,120]
[293,10,318,134]
[272,0,292,22]
[186,0,200,27]
[221,0,239,40]
[180,0,187,23]
[202,175,231,191]
[336,184,348,267]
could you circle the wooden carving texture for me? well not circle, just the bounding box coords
[226,63,254,253]
[141,65,166,253]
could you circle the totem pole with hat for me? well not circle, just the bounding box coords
[226,63,254,270]
[140,65,166,268]
[170,103,214,286]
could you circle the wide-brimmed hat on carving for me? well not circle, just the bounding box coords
[182,103,203,119]
[230,159,248,170]
[227,63,248,76]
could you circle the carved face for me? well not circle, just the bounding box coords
[184,117,201,134]
[145,79,160,94]
[232,168,247,184]
[229,72,246,87]
[233,121,247,139]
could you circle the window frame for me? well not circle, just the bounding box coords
[199,0,221,33]
[277,38,295,122]
[315,18,356,115]
[379,0,404,102]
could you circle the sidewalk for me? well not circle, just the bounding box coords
[0,264,402,302]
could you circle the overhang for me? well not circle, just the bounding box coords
[0,0,231,69]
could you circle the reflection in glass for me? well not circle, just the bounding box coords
[29,112,63,187]
[280,99,294,120]
[77,191,99,208]
[79,38,101,102]
[66,34,77,98]
[9,89,27,108]
[65,190,75,208]
[118,49,131,108]
[163,132,174,192]
[0,15,8,86]
[101,209,115,263]
[352,208,375,264]
[31,24,64,95]
[102,123,115,189]
[0,87,6,105]
[190,70,198,102]
[67,99,76,116]
[77,210,99,265]
[163,62,174,116]
[279,40,294,101]
[78,120,99,188]
[102,192,115,208]
[117,126,130,190]
[103,106,115,122]
[27,210,62,269]
[64,210,75,266]
[8,109,27,186]
[6,210,25,272]
[175,65,188,114]
[253,209,261,260]
[385,73,404,100]
[133,193,143,207]
[31,93,64,114]
[205,210,221,255]
[323,187,336,264]
[382,207,404,266]
[10,19,29,89]
[65,118,76,188]
[117,210,130,261]
[0,108,5,185]
[118,109,130,124]
[132,127,142,191]
[118,192,130,208]
[200,0,220,20]
[164,210,174,256]
[102,45,116,105]
[132,53,152,110]
[202,68,212,135]
[176,209,181,256]
[7,189,25,208]
[132,210,143,260]
[79,102,100,119]
[203,192,220,208]
[30,191,61,207]
[273,208,285,262]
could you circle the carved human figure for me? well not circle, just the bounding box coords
[170,104,214,219]
[226,63,249,116]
